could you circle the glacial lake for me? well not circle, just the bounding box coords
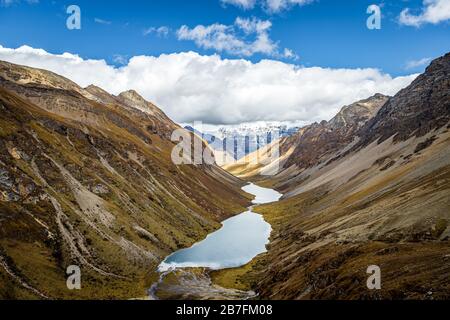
[158,183,282,271]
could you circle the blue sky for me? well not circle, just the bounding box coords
[0,0,448,126]
[0,0,448,75]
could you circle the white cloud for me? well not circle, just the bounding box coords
[221,0,257,10]
[0,0,15,5]
[0,45,418,125]
[112,54,128,65]
[221,0,314,13]
[143,26,170,37]
[399,0,450,27]
[177,17,296,59]
[235,16,272,34]
[283,48,299,60]
[0,0,38,6]
[94,18,112,25]
[405,57,432,70]
[264,0,314,13]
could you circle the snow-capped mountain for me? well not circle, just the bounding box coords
[185,121,304,165]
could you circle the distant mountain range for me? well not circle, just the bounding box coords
[185,123,301,165]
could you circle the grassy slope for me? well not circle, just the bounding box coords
[215,129,450,299]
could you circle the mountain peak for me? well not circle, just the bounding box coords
[329,93,389,129]
[0,59,80,92]
[358,53,450,145]
[85,84,119,105]
[425,52,450,74]
[118,89,146,103]
[85,84,105,92]
[116,90,158,115]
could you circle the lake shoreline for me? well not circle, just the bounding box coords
[149,183,283,299]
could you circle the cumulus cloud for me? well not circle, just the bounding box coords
[283,48,299,60]
[177,17,296,59]
[0,45,418,125]
[221,0,314,13]
[264,0,314,13]
[221,0,257,10]
[112,54,128,65]
[143,26,170,38]
[399,0,450,27]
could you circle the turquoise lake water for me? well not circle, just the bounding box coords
[158,184,282,271]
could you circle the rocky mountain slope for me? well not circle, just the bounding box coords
[225,93,389,179]
[0,60,250,299]
[224,53,450,299]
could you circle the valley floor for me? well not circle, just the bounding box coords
[211,164,450,299]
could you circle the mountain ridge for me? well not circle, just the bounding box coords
[222,53,450,299]
[0,59,250,299]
